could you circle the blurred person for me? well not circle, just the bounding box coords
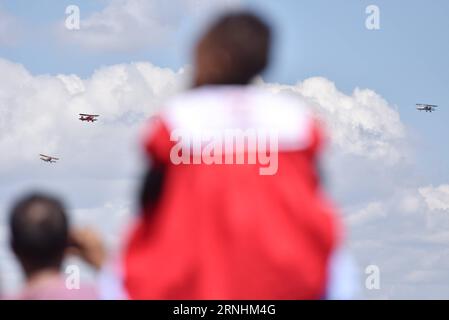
[123,11,356,299]
[8,193,106,300]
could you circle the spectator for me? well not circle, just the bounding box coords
[123,11,353,299]
[8,193,105,300]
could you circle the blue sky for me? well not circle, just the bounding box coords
[1,0,448,185]
[1,0,449,298]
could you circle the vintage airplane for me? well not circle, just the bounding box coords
[416,104,438,113]
[79,114,100,122]
[39,154,60,163]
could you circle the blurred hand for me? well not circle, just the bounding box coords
[67,228,107,271]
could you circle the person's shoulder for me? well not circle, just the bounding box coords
[11,279,99,300]
[158,86,242,130]
[161,85,313,121]
[156,86,319,150]
[162,86,234,116]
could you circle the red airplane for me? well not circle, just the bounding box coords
[79,113,100,122]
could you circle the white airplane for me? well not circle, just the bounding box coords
[39,154,60,163]
[416,104,438,113]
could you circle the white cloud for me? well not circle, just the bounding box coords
[341,188,449,299]
[59,0,240,51]
[253,78,449,298]
[0,58,188,176]
[346,202,386,226]
[1,57,448,299]
[0,58,189,294]
[257,77,406,164]
[419,185,449,211]
[256,77,406,164]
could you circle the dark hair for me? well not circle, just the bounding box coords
[9,193,69,270]
[139,166,165,212]
[194,11,272,87]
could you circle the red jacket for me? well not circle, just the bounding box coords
[124,86,341,299]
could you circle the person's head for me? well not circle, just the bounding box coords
[9,193,69,277]
[193,11,272,87]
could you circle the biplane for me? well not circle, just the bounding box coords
[416,104,438,113]
[79,114,100,122]
[39,154,60,163]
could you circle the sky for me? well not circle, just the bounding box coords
[1,0,449,299]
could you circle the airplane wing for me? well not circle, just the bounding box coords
[79,113,100,117]
[40,154,59,160]
[416,104,438,108]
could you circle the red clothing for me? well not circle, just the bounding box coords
[124,86,341,299]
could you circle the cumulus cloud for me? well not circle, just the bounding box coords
[254,78,449,298]
[257,77,407,164]
[58,0,240,51]
[343,186,449,299]
[346,202,386,226]
[0,58,188,177]
[0,57,190,293]
[419,185,449,211]
[1,57,448,298]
